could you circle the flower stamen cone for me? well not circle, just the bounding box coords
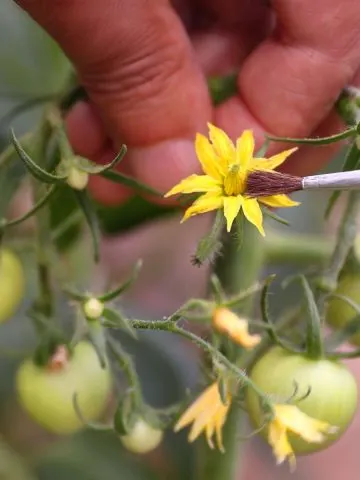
[268,404,338,470]
[213,307,261,349]
[174,381,231,452]
[165,124,299,235]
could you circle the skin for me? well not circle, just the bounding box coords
[14,0,360,205]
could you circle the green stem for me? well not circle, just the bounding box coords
[200,222,265,480]
[264,233,332,265]
[317,191,360,318]
[31,116,55,319]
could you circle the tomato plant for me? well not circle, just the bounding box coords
[16,342,112,434]
[0,249,25,323]
[327,275,360,345]
[246,346,358,454]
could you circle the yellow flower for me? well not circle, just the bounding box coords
[174,381,231,452]
[268,404,338,470]
[165,124,299,234]
[213,307,261,349]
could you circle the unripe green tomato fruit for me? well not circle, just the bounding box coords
[246,346,357,454]
[120,418,163,454]
[16,342,112,434]
[0,249,25,323]
[327,275,360,345]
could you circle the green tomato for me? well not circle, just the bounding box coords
[16,342,112,434]
[246,346,358,454]
[0,249,25,323]
[327,275,360,345]
[119,418,163,454]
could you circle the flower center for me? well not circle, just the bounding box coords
[223,164,245,196]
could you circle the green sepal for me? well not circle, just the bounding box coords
[261,275,299,352]
[73,189,101,263]
[99,260,142,302]
[74,145,127,174]
[265,127,356,145]
[32,327,69,368]
[11,129,67,184]
[4,184,56,228]
[100,169,161,196]
[113,393,138,435]
[262,207,290,227]
[62,285,85,301]
[325,140,360,218]
[102,307,137,339]
[298,275,324,358]
[255,138,270,158]
[192,210,224,266]
[72,392,113,432]
[87,320,107,369]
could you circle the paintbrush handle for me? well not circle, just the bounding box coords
[303,170,360,190]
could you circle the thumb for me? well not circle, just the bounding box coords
[16,0,212,192]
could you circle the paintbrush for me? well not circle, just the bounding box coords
[246,170,360,197]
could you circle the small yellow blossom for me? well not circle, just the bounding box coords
[268,404,338,470]
[165,124,299,234]
[174,381,231,452]
[213,307,261,349]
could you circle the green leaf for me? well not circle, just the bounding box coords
[73,189,101,263]
[5,184,56,228]
[266,127,356,145]
[102,307,137,339]
[11,129,67,183]
[325,141,360,218]
[100,169,161,197]
[0,95,55,130]
[75,145,127,174]
[99,260,142,302]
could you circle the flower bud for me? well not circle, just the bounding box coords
[66,166,89,190]
[83,297,104,320]
[212,307,261,349]
[119,418,163,454]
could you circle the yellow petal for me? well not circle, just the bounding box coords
[223,196,242,232]
[207,123,235,165]
[242,198,265,236]
[174,383,219,432]
[164,174,221,197]
[188,408,215,443]
[274,405,337,444]
[235,130,255,170]
[268,421,296,470]
[195,133,227,179]
[259,194,300,208]
[181,193,223,222]
[251,147,298,171]
[205,421,216,449]
[215,403,230,452]
[213,308,261,349]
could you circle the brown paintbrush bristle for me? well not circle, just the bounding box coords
[246,170,303,197]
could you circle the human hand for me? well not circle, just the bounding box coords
[16,0,360,204]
